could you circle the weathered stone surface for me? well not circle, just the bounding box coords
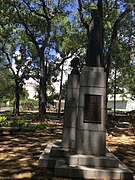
[61,73,80,150]
[78,87,106,108]
[76,68,106,156]
[39,141,133,180]
[63,107,78,128]
[80,67,106,87]
[77,107,106,131]
[76,129,106,156]
[39,66,133,180]
[62,127,77,149]
[66,153,119,168]
[64,88,79,108]
[54,158,133,180]
[66,74,80,89]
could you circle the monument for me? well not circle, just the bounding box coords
[87,9,103,67]
[39,9,133,180]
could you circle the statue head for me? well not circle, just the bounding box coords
[91,9,99,18]
[71,57,80,74]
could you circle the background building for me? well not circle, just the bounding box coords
[24,78,38,99]
[107,94,135,111]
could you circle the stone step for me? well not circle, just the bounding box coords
[66,153,119,168]
[54,159,133,180]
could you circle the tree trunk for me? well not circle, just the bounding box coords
[13,80,20,116]
[58,64,64,117]
[44,56,48,115]
[39,49,46,121]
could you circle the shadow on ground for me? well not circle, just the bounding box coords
[0,116,135,180]
[0,131,62,180]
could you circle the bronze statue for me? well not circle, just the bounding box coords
[86,9,103,67]
[71,57,80,74]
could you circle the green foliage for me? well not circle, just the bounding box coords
[0,0,135,108]
[0,116,7,126]
[31,123,47,131]
[46,113,62,120]
[20,99,38,106]
[0,116,46,131]
[53,13,87,58]
[0,68,15,102]
[10,119,29,129]
[0,111,63,136]
[47,92,59,105]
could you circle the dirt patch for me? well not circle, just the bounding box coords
[0,119,135,179]
[0,126,62,179]
[107,133,135,175]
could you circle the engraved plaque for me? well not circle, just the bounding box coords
[84,94,101,123]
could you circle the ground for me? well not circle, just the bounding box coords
[0,116,135,179]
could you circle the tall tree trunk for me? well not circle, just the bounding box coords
[13,80,20,116]
[44,53,48,115]
[39,49,46,121]
[58,64,64,117]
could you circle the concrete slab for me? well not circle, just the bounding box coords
[39,142,133,180]
[66,153,119,168]
[54,159,133,180]
[38,140,61,168]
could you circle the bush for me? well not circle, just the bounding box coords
[0,116,7,126]
[20,99,38,106]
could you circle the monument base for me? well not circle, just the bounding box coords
[39,141,133,180]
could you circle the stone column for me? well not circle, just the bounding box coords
[76,67,106,156]
[61,74,80,150]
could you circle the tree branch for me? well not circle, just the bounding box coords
[41,0,51,21]
[55,55,73,70]
[2,49,16,76]
[13,4,39,52]
[105,6,131,80]
[23,0,46,18]
[77,0,89,38]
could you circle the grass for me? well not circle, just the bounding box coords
[0,111,63,132]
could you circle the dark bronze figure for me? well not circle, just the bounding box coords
[86,9,103,67]
[71,57,80,74]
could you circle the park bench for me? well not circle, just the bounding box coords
[0,127,20,135]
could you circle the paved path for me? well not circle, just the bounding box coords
[0,107,13,112]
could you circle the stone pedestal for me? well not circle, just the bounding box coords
[76,67,106,155]
[39,141,133,180]
[39,67,133,180]
[61,74,80,149]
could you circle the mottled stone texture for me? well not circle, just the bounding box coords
[76,67,106,156]
[61,74,80,149]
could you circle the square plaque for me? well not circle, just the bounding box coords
[84,94,101,123]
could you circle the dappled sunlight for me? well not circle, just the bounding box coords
[106,114,135,177]
[0,121,62,179]
[107,133,135,175]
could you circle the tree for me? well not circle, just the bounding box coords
[1,0,134,117]
[0,1,34,115]
[52,12,87,68]
[0,44,33,115]
[0,67,15,106]
[104,1,135,96]
[77,0,135,93]
[3,0,76,120]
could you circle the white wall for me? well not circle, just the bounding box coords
[24,78,38,99]
[126,99,135,111]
